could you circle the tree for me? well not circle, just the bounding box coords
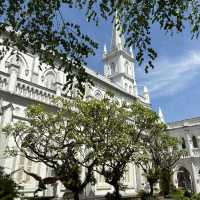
[85,99,165,200]
[4,98,99,200]
[4,93,165,200]
[1,1,200,92]
[134,112,165,196]
[3,95,146,200]
[82,97,139,200]
[159,136,184,197]
[0,166,20,200]
[135,122,183,197]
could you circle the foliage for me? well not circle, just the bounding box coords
[3,93,168,200]
[191,193,200,200]
[170,189,191,200]
[135,119,165,196]
[91,100,165,200]
[1,1,200,92]
[4,97,99,200]
[159,136,185,196]
[3,93,184,199]
[135,121,183,196]
[138,189,158,200]
[0,166,19,200]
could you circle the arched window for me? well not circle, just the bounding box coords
[10,54,24,67]
[111,62,115,74]
[125,83,128,91]
[181,138,186,149]
[129,86,132,94]
[16,156,33,183]
[177,167,191,190]
[44,71,55,90]
[129,66,132,76]
[8,54,28,77]
[125,62,129,75]
[192,136,198,148]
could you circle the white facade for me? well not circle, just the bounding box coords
[168,117,200,193]
[0,19,150,197]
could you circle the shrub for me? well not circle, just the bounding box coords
[0,166,20,200]
[138,190,158,200]
[191,193,200,200]
[170,189,190,200]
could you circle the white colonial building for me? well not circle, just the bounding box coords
[167,117,200,194]
[0,19,151,197]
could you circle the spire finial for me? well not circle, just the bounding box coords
[158,107,165,123]
[111,11,124,51]
[143,86,150,104]
[130,46,134,57]
[104,44,107,54]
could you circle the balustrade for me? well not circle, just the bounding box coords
[192,148,200,157]
[0,76,8,90]
[15,79,56,105]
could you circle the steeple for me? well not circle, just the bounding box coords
[111,11,125,51]
[158,107,165,123]
[102,12,137,96]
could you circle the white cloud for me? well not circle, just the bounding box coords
[136,50,200,98]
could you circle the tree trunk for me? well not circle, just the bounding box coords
[149,181,154,196]
[160,168,171,197]
[114,184,121,200]
[73,192,79,200]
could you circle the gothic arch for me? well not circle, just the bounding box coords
[125,83,128,91]
[129,85,132,94]
[7,53,28,77]
[192,136,198,148]
[177,166,192,191]
[43,69,56,90]
[125,61,129,75]
[181,137,186,149]
[111,62,115,74]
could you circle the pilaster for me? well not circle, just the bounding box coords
[55,82,62,96]
[7,64,20,93]
[191,162,199,192]
[0,103,14,167]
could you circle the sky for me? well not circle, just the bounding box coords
[65,7,200,123]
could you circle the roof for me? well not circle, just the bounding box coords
[167,116,200,129]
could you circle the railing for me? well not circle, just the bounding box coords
[15,79,56,105]
[192,148,200,157]
[181,150,190,158]
[0,72,8,91]
[180,148,200,158]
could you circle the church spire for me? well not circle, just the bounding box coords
[158,107,165,123]
[111,11,125,51]
[102,11,137,96]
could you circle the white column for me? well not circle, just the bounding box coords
[7,64,20,93]
[55,82,62,96]
[173,171,178,188]
[55,71,63,96]
[191,162,200,193]
[185,129,193,156]
[0,103,13,167]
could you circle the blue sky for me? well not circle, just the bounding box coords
[65,7,200,123]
